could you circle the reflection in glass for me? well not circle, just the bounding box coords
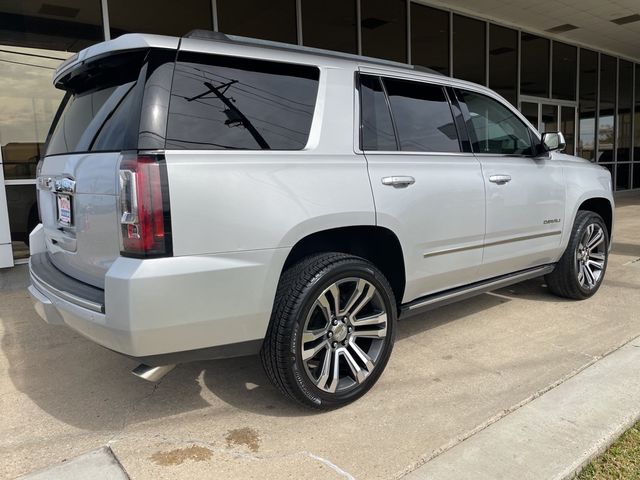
[598,55,616,162]
[520,102,539,130]
[218,0,297,44]
[302,0,357,54]
[633,164,640,189]
[561,106,575,155]
[617,60,633,162]
[521,34,549,97]
[0,45,69,259]
[452,15,485,85]
[0,0,103,51]
[166,53,319,150]
[411,4,449,75]
[552,42,577,101]
[108,0,212,38]
[489,24,517,106]
[578,49,597,161]
[361,0,407,63]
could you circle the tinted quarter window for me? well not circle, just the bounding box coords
[360,75,397,151]
[458,90,534,155]
[383,78,460,152]
[167,53,319,150]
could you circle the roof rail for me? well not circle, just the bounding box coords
[182,30,442,76]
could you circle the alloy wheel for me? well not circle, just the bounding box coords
[575,223,606,290]
[300,277,388,393]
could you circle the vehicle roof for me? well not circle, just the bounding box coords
[54,30,447,87]
[51,31,521,127]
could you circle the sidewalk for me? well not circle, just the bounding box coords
[404,335,640,479]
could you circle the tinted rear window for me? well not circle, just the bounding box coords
[383,78,460,152]
[166,52,319,150]
[360,75,398,151]
[46,51,146,156]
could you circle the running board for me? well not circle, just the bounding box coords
[400,264,555,319]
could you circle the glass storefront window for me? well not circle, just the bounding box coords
[108,0,212,38]
[0,0,103,51]
[617,60,633,163]
[634,64,640,163]
[301,0,357,54]
[541,104,558,133]
[361,0,407,63]
[411,4,449,75]
[561,106,576,156]
[578,49,598,161]
[0,45,70,260]
[521,33,549,97]
[452,15,485,85]
[598,55,616,162]
[218,0,297,44]
[552,41,577,101]
[489,24,517,106]
[521,102,539,130]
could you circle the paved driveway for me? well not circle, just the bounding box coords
[2,194,639,479]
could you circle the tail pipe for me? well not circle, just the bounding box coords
[132,363,176,382]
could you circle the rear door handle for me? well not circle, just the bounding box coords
[382,176,415,188]
[489,174,512,185]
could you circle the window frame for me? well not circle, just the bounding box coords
[454,87,541,158]
[356,72,469,154]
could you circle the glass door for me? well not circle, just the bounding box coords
[519,98,577,155]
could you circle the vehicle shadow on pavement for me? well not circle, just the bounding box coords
[1,277,557,428]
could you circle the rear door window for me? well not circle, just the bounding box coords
[383,78,460,153]
[359,74,398,151]
[166,52,319,150]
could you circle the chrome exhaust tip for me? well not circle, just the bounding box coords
[132,363,176,382]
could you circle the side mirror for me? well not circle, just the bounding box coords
[541,132,566,152]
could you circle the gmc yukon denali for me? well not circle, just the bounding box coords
[28,31,614,409]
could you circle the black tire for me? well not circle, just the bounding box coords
[545,210,609,300]
[261,252,397,409]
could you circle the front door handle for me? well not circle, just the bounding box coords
[382,176,415,188]
[489,174,512,185]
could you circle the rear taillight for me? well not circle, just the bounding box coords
[118,153,172,257]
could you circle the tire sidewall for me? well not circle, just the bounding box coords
[287,258,397,408]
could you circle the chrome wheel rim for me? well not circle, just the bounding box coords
[575,223,606,290]
[300,277,388,394]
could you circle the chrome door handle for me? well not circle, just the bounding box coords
[382,176,415,188]
[489,174,512,185]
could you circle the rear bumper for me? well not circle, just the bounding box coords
[28,247,289,363]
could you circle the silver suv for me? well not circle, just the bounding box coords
[29,31,614,409]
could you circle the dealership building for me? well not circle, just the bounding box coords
[0,0,639,268]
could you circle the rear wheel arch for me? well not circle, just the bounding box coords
[576,197,613,239]
[281,226,406,308]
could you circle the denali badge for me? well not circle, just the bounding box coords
[544,218,561,224]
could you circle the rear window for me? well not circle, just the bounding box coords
[166,52,319,150]
[46,51,147,156]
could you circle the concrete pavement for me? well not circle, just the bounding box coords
[1,192,639,479]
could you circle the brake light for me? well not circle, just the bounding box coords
[118,154,171,257]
